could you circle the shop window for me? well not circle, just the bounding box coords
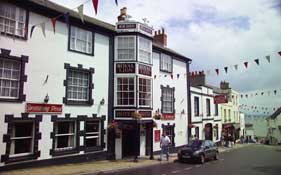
[1,114,41,163]
[161,86,175,114]
[116,36,136,61]
[195,127,199,138]
[85,121,101,148]
[69,26,94,55]
[194,96,199,116]
[0,48,28,102]
[0,2,28,38]
[139,78,152,107]
[160,53,172,73]
[138,37,152,64]
[116,77,135,106]
[63,64,94,105]
[206,99,211,116]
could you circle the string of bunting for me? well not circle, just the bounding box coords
[239,88,281,98]
[191,52,281,77]
[27,0,118,38]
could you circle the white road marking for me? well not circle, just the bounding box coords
[171,170,181,173]
[184,167,193,170]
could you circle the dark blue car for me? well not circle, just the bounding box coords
[177,140,219,164]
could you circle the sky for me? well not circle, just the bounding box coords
[50,0,281,115]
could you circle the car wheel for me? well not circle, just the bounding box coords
[214,152,219,160]
[199,154,205,164]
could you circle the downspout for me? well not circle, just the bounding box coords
[186,60,192,142]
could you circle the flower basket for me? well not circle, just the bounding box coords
[153,114,161,120]
[108,120,117,130]
[132,112,142,120]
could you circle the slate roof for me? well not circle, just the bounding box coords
[268,107,281,120]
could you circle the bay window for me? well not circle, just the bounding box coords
[138,37,152,64]
[0,2,27,37]
[116,36,136,61]
[139,78,152,107]
[116,77,135,106]
[69,26,93,55]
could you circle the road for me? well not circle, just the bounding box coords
[100,144,281,175]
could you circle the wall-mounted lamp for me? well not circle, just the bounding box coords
[181,109,185,114]
[44,94,49,103]
[100,98,105,105]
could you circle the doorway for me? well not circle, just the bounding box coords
[122,123,139,158]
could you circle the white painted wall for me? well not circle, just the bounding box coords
[152,52,189,152]
[0,10,110,165]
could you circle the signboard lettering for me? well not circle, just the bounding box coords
[162,114,175,120]
[116,63,135,74]
[26,103,62,113]
[139,24,153,35]
[115,110,135,118]
[214,94,228,104]
[117,23,137,30]
[138,111,152,118]
[138,64,152,76]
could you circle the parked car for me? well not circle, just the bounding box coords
[177,140,219,164]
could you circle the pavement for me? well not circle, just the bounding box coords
[0,144,251,175]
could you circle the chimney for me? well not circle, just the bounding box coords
[153,28,167,47]
[220,81,230,89]
[117,7,127,21]
[190,71,206,87]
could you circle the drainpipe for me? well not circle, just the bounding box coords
[186,60,192,142]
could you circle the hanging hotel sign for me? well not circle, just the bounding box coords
[116,63,135,73]
[115,110,135,118]
[116,22,153,37]
[26,103,62,113]
[214,94,228,104]
[138,111,152,118]
[162,114,175,120]
[138,64,152,76]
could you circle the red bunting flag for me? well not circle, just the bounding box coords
[51,17,56,34]
[254,59,259,65]
[278,51,281,56]
[244,62,248,69]
[154,75,156,79]
[92,0,99,15]
[171,74,173,79]
[224,67,228,74]
[215,69,219,75]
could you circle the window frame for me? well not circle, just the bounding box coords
[138,36,152,64]
[160,53,173,73]
[194,96,200,116]
[1,114,42,164]
[115,35,137,61]
[68,25,95,56]
[115,75,136,107]
[63,63,94,106]
[160,85,175,114]
[54,121,77,152]
[138,77,152,108]
[0,2,29,40]
[0,48,28,102]
[214,103,218,116]
[162,123,175,146]
[206,98,211,116]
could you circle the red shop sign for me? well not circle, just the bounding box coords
[116,63,135,74]
[214,94,228,104]
[26,103,62,113]
[162,114,175,120]
[154,130,160,142]
[138,64,152,76]
[138,111,152,118]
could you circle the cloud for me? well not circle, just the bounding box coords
[50,0,281,113]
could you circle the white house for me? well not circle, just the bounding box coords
[112,8,191,160]
[266,107,281,145]
[190,72,222,143]
[0,0,114,170]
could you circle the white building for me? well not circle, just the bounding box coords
[266,107,281,145]
[112,8,192,159]
[190,72,222,143]
[0,0,114,170]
